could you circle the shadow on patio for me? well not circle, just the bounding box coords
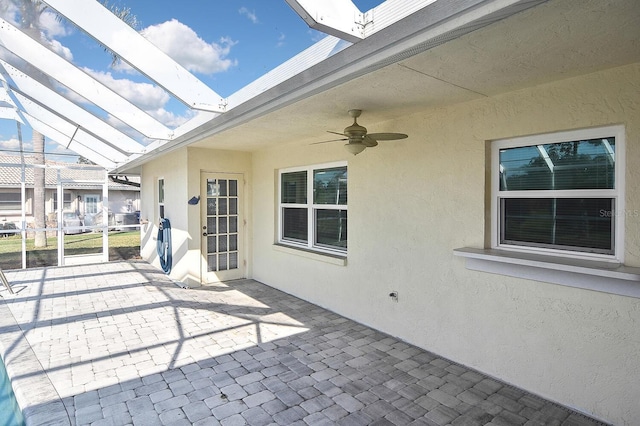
[0,261,606,425]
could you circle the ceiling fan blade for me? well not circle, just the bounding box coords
[362,135,378,147]
[311,138,348,145]
[367,132,408,141]
[327,130,347,137]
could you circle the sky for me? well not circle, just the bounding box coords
[0,0,385,162]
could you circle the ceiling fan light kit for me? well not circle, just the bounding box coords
[344,142,366,155]
[314,109,408,155]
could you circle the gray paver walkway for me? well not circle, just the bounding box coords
[0,261,608,426]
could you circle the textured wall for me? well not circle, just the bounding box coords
[250,63,640,424]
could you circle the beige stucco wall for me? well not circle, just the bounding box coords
[250,63,640,424]
[140,147,251,286]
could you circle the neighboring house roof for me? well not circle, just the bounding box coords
[0,154,139,191]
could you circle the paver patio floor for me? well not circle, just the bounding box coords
[0,261,607,425]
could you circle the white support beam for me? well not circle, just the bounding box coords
[42,0,226,113]
[0,60,146,155]
[9,91,128,166]
[27,116,117,169]
[0,18,173,139]
[285,0,364,43]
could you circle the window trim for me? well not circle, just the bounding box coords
[278,161,347,256]
[491,125,625,263]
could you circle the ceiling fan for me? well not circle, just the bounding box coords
[315,109,408,155]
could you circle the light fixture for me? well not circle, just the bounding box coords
[344,142,366,155]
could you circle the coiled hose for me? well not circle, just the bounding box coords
[157,218,172,274]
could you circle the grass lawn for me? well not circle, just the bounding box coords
[0,231,141,270]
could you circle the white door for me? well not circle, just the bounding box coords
[201,173,244,282]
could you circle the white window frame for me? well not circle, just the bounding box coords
[491,125,625,263]
[278,161,347,256]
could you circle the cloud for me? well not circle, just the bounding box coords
[239,7,259,24]
[276,32,286,48]
[39,10,71,38]
[83,68,170,112]
[47,39,73,61]
[0,137,22,151]
[138,19,237,75]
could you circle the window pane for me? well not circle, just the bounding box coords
[229,198,237,215]
[229,234,237,251]
[207,217,216,234]
[207,198,216,215]
[281,171,307,204]
[218,217,227,233]
[315,209,347,250]
[229,180,237,196]
[229,216,237,233]
[500,138,615,191]
[219,180,228,196]
[229,252,238,269]
[314,167,347,205]
[283,207,308,242]
[219,198,227,215]
[501,198,613,254]
[207,179,219,196]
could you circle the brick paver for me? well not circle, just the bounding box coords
[0,261,608,425]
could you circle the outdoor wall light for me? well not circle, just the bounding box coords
[188,196,200,205]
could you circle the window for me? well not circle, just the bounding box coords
[53,192,72,211]
[0,191,21,211]
[279,162,347,254]
[492,126,624,261]
[158,178,165,218]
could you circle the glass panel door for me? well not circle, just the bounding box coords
[201,173,243,282]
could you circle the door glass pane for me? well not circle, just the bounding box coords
[207,217,216,234]
[229,198,237,215]
[207,179,219,196]
[229,216,237,233]
[281,171,307,204]
[229,180,237,196]
[219,198,227,215]
[501,198,613,254]
[207,198,216,215]
[219,180,227,196]
[218,217,227,233]
[315,209,347,250]
[219,254,228,270]
[314,166,348,205]
[229,235,237,251]
[229,252,238,269]
[207,236,216,253]
[218,235,228,252]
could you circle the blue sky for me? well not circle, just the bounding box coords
[0,0,384,162]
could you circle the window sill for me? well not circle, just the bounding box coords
[273,244,347,266]
[453,247,640,298]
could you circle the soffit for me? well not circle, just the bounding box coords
[186,0,639,153]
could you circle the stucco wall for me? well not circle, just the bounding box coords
[140,147,251,286]
[250,63,640,424]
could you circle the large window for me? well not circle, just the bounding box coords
[279,162,347,254]
[53,192,72,211]
[492,126,624,260]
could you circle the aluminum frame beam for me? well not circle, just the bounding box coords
[43,0,227,114]
[0,18,173,140]
[285,0,364,43]
[0,59,146,155]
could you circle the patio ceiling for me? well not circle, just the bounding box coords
[0,0,638,173]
